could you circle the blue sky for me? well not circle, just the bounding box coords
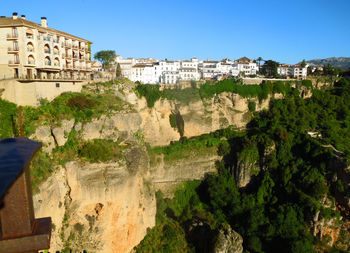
[2,0,350,64]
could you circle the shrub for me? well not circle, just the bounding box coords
[248,101,256,112]
[134,84,161,107]
[67,95,95,110]
[169,113,177,128]
[78,139,121,162]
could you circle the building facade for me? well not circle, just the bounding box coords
[0,13,92,105]
[277,64,308,78]
[0,13,92,81]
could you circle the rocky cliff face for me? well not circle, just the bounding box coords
[34,147,156,253]
[31,87,272,252]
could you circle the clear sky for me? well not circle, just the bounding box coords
[2,0,350,64]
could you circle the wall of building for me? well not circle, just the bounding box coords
[0,79,82,106]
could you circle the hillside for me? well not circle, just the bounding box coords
[306,57,350,70]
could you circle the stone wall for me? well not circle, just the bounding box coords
[0,79,83,106]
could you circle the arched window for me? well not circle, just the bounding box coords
[53,46,59,55]
[54,57,60,67]
[45,56,51,66]
[27,42,34,52]
[44,44,50,54]
[28,55,35,65]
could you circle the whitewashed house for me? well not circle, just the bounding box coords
[200,61,221,79]
[162,71,179,84]
[179,58,200,81]
[115,55,136,80]
[234,57,258,76]
[277,64,308,78]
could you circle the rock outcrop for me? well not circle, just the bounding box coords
[235,145,260,188]
[212,224,243,253]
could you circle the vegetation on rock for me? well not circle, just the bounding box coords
[137,77,350,253]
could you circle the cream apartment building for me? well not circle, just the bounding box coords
[0,13,92,106]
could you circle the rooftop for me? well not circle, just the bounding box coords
[0,16,92,43]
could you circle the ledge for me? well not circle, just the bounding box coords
[16,78,85,83]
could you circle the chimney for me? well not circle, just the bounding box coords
[41,17,47,28]
[12,12,18,20]
[21,15,26,19]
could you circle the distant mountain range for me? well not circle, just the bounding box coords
[306,57,350,70]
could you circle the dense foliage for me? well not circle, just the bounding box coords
[138,78,350,253]
[135,79,312,108]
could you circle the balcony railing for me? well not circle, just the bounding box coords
[9,60,20,65]
[7,33,19,39]
[45,62,52,66]
[44,50,51,54]
[27,60,35,65]
[53,51,59,55]
[53,39,59,43]
[8,47,19,52]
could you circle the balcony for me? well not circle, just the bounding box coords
[53,39,59,44]
[53,51,59,56]
[44,50,51,54]
[7,33,19,40]
[8,47,19,53]
[25,60,36,66]
[8,60,20,66]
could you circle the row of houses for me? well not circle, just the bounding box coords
[115,56,259,84]
[113,56,308,84]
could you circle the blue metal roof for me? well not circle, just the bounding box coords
[0,138,41,201]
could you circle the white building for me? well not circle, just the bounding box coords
[200,61,221,79]
[131,63,159,84]
[277,64,308,78]
[179,58,200,81]
[162,71,179,84]
[115,55,136,80]
[234,57,258,76]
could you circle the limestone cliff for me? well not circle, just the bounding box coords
[34,147,156,253]
[30,85,273,252]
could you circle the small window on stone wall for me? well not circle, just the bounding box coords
[56,83,60,88]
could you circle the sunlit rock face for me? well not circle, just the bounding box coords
[34,147,156,253]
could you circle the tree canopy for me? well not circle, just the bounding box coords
[94,50,116,69]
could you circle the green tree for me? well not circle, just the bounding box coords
[94,50,116,70]
[301,59,307,68]
[116,63,122,78]
[262,60,280,77]
[257,57,263,71]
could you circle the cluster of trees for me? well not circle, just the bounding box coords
[137,78,350,252]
